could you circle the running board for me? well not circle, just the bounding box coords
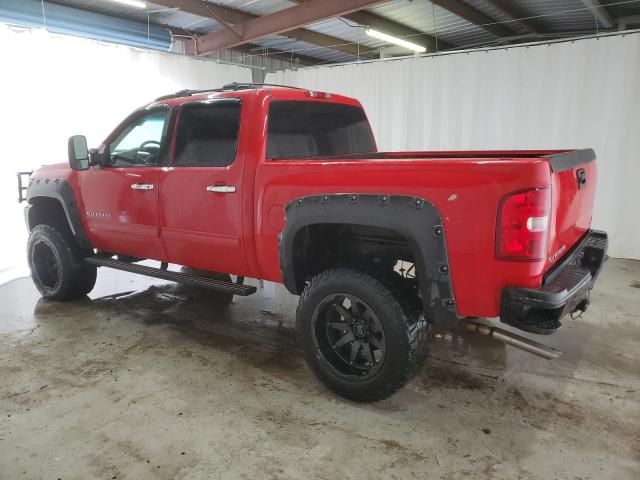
[85,257,257,296]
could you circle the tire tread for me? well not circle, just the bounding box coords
[27,224,96,301]
[296,266,430,402]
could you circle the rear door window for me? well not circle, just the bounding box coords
[173,99,241,167]
[267,101,376,159]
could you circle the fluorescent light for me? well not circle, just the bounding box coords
[365,28,426,53]
[105,0,147,9]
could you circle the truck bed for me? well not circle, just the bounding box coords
[257,149,597,318]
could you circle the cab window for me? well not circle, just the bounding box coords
[266,101,376,159]
[108,110,170,167]
[173,100,241,167]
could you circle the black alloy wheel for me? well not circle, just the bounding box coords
[31,239,62,290]
[312,293,386,378]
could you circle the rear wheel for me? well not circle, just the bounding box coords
[297,267,430,402]
[27,224,96,300]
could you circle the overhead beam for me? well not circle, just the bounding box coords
[237,47,321,66]
[172,30,322,66]
[618,15,640,30]
[150,0,377,58]
[237,45,322,66]
[581,0,615,29]
[429,0,517,37]
[192,0,386,55]
[281,27,376,58]
[483,0,540,34]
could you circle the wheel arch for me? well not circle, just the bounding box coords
[26,177,92,250]
[279,194,458,325]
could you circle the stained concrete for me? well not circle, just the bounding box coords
[1,259,639,479]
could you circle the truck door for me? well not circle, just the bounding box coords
[78,107,171,260]
[159,98,248,274]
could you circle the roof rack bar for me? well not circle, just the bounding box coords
[154,82,305,101]
[221,82,306,91]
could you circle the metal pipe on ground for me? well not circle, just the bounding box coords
[462,319,562,360]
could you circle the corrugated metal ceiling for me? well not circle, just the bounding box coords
[16,1,640,63]
[250,35,356,63]
[369,0,498,49]
[508,0,602,32]
[464,0,530,34]
[211,0,293,16]
[305,17,386,49]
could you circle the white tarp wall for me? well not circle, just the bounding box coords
[0,25,251,282]
[268,33,640,260]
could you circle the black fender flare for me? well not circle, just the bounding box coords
[26,177,92,249]
[278,193,458,325]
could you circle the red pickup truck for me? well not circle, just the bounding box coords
[24,83,607,402]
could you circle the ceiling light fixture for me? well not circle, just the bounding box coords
[105,0,147,9]
[365,28,426,53]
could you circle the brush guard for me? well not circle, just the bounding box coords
[17,171,32,203]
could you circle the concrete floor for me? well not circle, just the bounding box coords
[1,259,639,480]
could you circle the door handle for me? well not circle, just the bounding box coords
[206,185,236,193]
[131,183,154,190]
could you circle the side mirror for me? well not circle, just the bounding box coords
[68,135,90,171]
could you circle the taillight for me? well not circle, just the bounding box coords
[496,188,550,261]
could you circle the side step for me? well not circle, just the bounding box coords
[85,257,257,296]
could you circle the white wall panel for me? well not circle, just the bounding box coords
[0,25,251,281]
[268,33,640,260]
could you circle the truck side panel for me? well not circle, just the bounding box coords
[254,157,552,319]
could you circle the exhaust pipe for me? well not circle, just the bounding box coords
[462,319,562,360]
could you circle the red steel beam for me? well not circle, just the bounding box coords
[194,0,386,56]
[175,30,322,66]
[151,0,376,58]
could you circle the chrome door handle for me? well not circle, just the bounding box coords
[206,185,236,193]
[131,183,154,190]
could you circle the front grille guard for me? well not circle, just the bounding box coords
[17,171,32,203]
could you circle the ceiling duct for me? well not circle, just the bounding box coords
[0,0,171,51]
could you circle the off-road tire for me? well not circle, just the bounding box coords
[296,266,430,402]
[27,224,96,300]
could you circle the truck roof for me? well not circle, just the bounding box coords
[150,82,359,108]
[154,82,304,101]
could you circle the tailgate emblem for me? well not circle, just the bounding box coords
[548,244,567,263]
[576,168,587,189]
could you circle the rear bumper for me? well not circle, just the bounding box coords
[500,229,608,334]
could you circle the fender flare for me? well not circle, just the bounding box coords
[278,193,458,325]
[26,177,92,249]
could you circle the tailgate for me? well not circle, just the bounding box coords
[545,149,597,270]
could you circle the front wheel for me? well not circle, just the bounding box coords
[296,267,430,402]
[27,224,96,300]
